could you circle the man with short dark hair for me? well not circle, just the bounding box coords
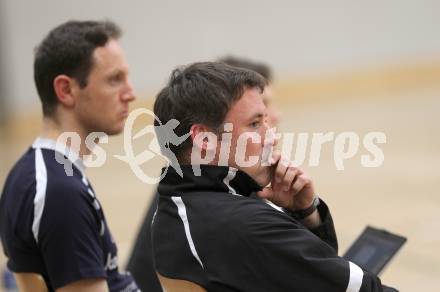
[126,57,280,292]
[0,20,139,292]
[152,62,397,291]
[127,56,279,292]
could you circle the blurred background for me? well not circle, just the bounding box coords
[1,0,439,291]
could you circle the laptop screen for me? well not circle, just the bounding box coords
[343,226,407,275]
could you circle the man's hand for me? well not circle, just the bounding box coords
[258,151,316,212]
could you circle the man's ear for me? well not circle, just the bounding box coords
[190,124,218,151]
[53,75,77,108]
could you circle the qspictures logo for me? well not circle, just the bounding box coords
[54,108,386,183]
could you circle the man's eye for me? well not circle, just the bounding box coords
[109,74,123,84]
[250,121,260,128]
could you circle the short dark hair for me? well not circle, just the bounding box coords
[154,62,266,162]
[34,20,121,116]
[219,56,272,81]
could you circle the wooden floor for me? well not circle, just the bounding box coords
[1,85,439,291]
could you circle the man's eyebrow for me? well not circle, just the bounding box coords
[108,67,129,76]
[247,113,265,121]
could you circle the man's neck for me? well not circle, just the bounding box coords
[40,116,91,157]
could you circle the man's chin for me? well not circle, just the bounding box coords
[102,124,124,136]
[109,128,124,136]
[259,174,272,188]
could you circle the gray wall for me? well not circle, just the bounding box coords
[0,0,9,123]
[2,0,440,115]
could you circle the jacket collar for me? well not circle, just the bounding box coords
[158,165,262,197]
[32,137,86,174]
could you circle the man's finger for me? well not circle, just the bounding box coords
[282,166,298,191]
[273,158,289,188]
[291,175,309,194]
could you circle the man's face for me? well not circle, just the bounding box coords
[262,85,280,127]
[73,39,135,135]
[222,87,273,186]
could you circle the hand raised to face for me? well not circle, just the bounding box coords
[257,151,316,212]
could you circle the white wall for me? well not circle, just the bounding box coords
[0,0,9,121]
[2,0,440,114]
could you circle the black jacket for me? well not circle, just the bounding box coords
[152,165,396,292]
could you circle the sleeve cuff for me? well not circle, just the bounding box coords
[308,199,339,252]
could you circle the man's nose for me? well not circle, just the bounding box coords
[122,80,136,102]
[263,120,279,147]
